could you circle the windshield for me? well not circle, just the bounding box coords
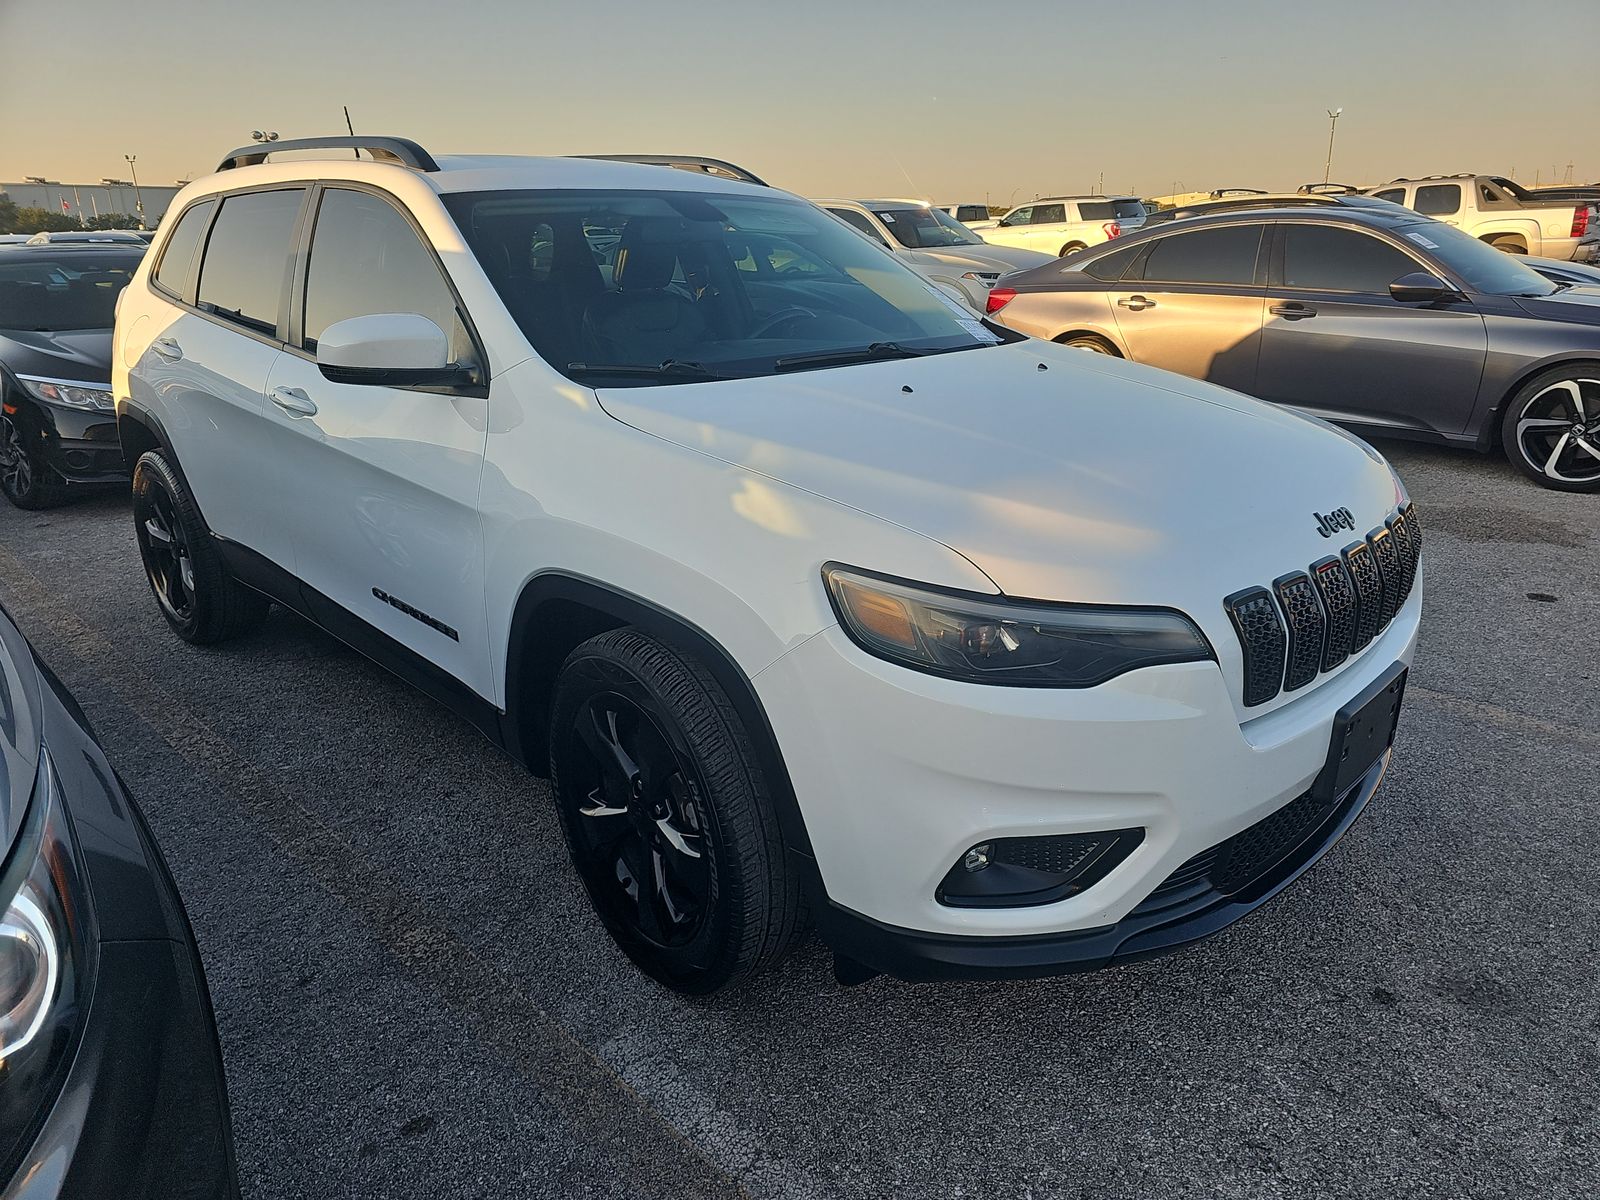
[871,206,984,249]
[444,189,1004,385]
[1399,220,1557,297]
[0,250,143,331]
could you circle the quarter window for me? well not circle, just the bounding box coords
[196,189,305,334]
[1280,225,1419,294]
[1080,242,1142,282]
[152,199,215,297]
[1135,225,1262,285]
[1414,184,1461,216]
[301,188,474,363]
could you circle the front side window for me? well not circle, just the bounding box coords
[301,188,474,363]
[152,199,215,297]
[1135,225,1262,285]
[827,208,889,248]
[0,249,143,332]
[444,188,1005,386]
[1414,184,1461,216]
[998,206,1033,227]
[196,188,305,334]
[1280,225,1419,294]
[871,207,983,249]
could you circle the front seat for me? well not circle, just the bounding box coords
[582,225,708,363]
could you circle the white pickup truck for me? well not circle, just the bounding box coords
[1365,174,1599,262]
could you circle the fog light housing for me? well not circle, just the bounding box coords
[937,829,1144,908]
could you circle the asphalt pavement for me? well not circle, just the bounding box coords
[0,437,1594,1200]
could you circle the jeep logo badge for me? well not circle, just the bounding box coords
[1314,507,1356,539]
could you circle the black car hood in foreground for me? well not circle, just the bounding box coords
[0,603,43,863]
[0,328,113,383]
[1513,285,1600,326]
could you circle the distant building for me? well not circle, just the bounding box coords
[2,180,185,227]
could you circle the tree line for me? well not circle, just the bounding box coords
[0,195,148,234]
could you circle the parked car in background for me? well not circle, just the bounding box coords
[1526,255,1600,287]
[988,205,1600,491]
[22,231,148,246]
[0,599,238,1197]
[937,203,990,225]
[1365,174,1598,261]
[1298,183,1361,195]
[0,242,142,508]
[116,136,1420,994]
[974,195,1146,256]
[1141,192,1404,228]
[816,198,1054,310]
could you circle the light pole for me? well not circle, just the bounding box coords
[124,154,145,228]
[1323,108,1343,185]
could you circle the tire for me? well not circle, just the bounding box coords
[549,628,805,994]
[131,450,271,642]
[0,410,70,510]
[1058,241,1088,257]
[1058,335,1119,356]
[1498,364,1600,492]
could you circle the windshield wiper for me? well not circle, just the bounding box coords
[566,358,734,382]
[773,341,934,373]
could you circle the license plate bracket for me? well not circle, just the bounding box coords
[1313,662,1407,802]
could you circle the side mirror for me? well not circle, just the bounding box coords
[1389,271,1456,304]
[315,313,476,388]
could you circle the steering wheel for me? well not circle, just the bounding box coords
[749,306,816,339]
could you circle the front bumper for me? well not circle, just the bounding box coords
[3,665,237,1199]
[31,401,126,485]
[755,582,1420,964]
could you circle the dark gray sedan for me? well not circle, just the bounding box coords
[988,207,1600,491]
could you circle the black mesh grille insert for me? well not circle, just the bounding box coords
[1210,788,1337,894]
[1343,541,1384,652]
[1369,527,1403,626]
[990,834,1102,876]
[1225,587,1286,707]
[1389,509,1418,609]
[1274,572,1326,692]
[1312,557,1356,671]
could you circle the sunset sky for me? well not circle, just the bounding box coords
[3,0,1593,202]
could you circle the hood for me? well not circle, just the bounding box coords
[1512,285,1600,326]
[940,243,1057,272]
[904,246,1049,275]
[0,604,43,862]
[595,340,1400,617]
[0,329,114,383]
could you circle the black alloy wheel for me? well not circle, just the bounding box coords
[134,468,197,625]
[550,629,804,994]
[0,411,67,510]
[1502,369,1600,492]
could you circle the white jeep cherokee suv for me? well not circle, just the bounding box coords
[113,137,1422,994]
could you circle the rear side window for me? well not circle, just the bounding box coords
[1080,242,1142,282]
[152,199,215,296]
[301,188,474,363]
[1135,225,1262,285]
[196,189,305,334]
[954,205,987,223]
[1280,225,1419,294]
[1414,184,1461,216]
[1033,204,1066,224]
[1371,189,1405,204]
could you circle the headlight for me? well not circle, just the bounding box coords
[822,565,1213,687]
[0,754,93,1153]
[15,375,116,413]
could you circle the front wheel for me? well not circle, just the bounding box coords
[549,629,804,994]
[1499,366,1600,491]
[0,410,68,510]
[132,450,271,642]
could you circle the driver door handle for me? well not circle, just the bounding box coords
[270,386,318,417]
[1270,303,1317,320]
[1117,295,1156,311]
[153,337,183,361]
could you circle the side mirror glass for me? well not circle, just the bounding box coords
[315,313,475,388]
[1389,271,1455,304]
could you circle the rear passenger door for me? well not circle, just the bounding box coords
[260,186,494,698]
[140,187,305,570]
[1105,222,1268,392]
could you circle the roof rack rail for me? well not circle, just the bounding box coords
[216,136,440,173]
[1386,173,1475,183]
[573,155,767,187]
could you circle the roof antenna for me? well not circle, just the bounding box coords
[343,106,358,159]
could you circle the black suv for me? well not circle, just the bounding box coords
[0,243,143,508]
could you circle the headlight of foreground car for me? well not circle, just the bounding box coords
[15,375,116,413]
[0,754,94,1166]
[823,565,1214,687]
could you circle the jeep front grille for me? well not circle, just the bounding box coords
[1224,503,1419,707]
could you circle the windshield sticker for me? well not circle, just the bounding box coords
[1405,231,1441,249]
[879,212,896,223]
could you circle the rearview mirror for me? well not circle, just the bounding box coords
[1389,271,1455,304]
[315,313,476,388]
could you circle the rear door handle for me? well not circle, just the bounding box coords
[1270,303,1317,320]
[153,337,183,361]
[270,386,318,417]
[1117,295,1156,311]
